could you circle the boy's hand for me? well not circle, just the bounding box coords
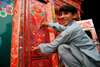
[42,21,49,27]
[31,46,39,52]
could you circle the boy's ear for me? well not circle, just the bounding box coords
[73,13,77,19]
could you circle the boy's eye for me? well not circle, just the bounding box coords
[65,12,68,14]
[59,13,62,16]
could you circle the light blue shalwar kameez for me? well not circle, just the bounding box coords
[39,20,100,67]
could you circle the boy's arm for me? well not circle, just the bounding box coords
[49,23,66,32]
[42,21,66,32]
[38,29,73,54]
[32,22,66,52]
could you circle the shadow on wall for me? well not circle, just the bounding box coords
[0,22,12,67]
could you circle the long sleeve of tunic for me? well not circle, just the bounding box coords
[48,22,66,32]
[38,20,79,54]
[39,22,72,54]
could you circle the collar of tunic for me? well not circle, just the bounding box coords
[65,20,76,29]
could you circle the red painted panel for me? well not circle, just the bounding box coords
[26,0,52,67]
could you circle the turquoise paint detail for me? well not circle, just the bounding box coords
[31,9,35,14]
[41,12,44,17]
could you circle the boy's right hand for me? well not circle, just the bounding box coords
[31,46,39,52]
[42,21,49,27]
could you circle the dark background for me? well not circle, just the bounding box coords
[81,0,100,31]
[81,0,100,41]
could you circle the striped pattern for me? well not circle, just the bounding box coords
[11,0,20,67]
[18,0,25,67]
[27,0,31,67]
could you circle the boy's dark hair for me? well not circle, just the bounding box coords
[59,4,77,15]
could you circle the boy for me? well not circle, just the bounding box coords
[32,4,100,67]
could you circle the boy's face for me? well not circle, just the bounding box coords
[59,11,76,26]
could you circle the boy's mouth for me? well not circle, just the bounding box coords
[62,18,67,22]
